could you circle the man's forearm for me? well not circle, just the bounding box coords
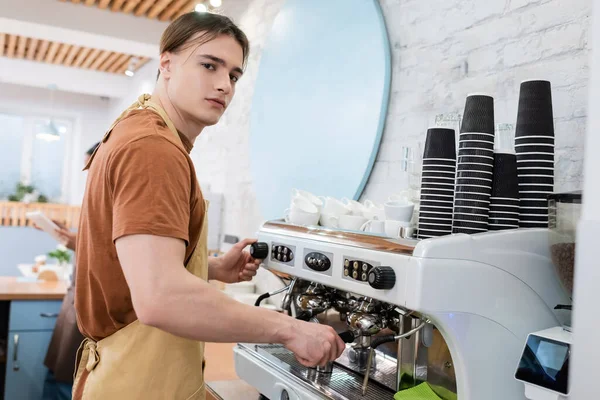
[142,266,295,344]
[207,256,221,281]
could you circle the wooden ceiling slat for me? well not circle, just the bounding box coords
[16,36,27,59]
[63,45,80,66]
[89,50,111,69]
[133,56,149,72]
[98,0,111,8]
[54,43,71,64]
[159,0,189,21]
[134,0,155,16]
[0,34,5,57]
[73,47,92,67]
[109,54,131,73]
[35,40,50,62]
[6,35,17,58]
[172,1,194,20]
[81,48,101,68]
[44,42,61,63]
[111,0,126,11]
[99,52,120,71]
[147,0,173,19]
[26,38,39,60]
[122,0,142,13]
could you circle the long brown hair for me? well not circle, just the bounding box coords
[157,12,249,79]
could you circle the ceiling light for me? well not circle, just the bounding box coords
[209,0,222,7]
[125,57,138,77]
[37,121,61,142]
[195,3,207,12]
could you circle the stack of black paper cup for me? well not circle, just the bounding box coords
[489,152,520,230]
[515,80,555,228]
[417,127,456,239]
[452,94,495,235]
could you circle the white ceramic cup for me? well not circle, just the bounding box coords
[384,200,415,222]
[342,197,366,216]
[384,219,411,238]
[319,213,339,228]
[360,219,385,234]
[320,196,351,217]
[291,188,323,211]
[285,208,320,226]
[285,197,320,225]
[338,214,368,231]
[362,200,385,220]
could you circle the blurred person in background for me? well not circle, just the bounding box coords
[40,142,99,400]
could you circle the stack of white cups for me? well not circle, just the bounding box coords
[285,189,323,226]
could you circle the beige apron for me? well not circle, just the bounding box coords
[73,94,208,400]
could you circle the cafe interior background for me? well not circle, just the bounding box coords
[0,0,596,398]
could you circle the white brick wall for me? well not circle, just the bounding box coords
[191,0,591,242]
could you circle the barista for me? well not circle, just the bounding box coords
[40,142,99,400]
[73,12,345,399]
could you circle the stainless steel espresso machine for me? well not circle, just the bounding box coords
[234,220,570,400]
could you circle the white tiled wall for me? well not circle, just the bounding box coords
[192,0,590,245]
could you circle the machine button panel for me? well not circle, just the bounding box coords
[343,258,377,283]
[271,243,295,266]
[304,252,331,272]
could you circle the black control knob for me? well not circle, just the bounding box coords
[250,242,269,259]
[368,266,396,290]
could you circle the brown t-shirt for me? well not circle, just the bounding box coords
[75,109,205,341]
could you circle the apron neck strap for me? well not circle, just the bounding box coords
[84,94,183,170]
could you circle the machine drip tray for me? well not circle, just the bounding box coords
[238,343,396,400]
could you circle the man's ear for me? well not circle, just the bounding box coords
[159,52,172,79]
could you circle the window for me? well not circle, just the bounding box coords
[0,112,72,203]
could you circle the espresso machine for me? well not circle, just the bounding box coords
[234,220,570,399]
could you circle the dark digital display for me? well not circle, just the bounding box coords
[515,335,570,395]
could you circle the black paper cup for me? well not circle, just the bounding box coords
[418,228,452,236]
[423,128,457,160]
[455,201,492,210]
[489,205,520,214]
[515,167,554,175]
[455,185,492,195]
[457,162,494,174]
[459,132,495,142]
[458,147,495,156]
[453,213,489,223]
[489,212,520,220]
[422,158,456,167]
[459,139,494,151]
[516,153,554,161]
[454,192,491,202]
[420,205,454,213]
[520,207,550,215]
[419,211,453,220]
[421,188,455,198]
[452,219,489,228]
[515,136,555,145]
[421,177,456,185]
[518,176,554,185]
[520,222,548,228]
[517,159,554,166]
[514,144,555,153]
[457,169,493,178]
[454,206,489,215]
[458,155,495,164]
[516,80,554,137]
[456,177,493,186]
[421,198,454,207]
[461,94,495,134]
[422,170,456,178]
[519,186,554,194]
[519,200,548,208]
[489,216,520,224]
[418,221,453,230]
[420,194,456,202]
[490,197,520,205]
[489,224,519,231]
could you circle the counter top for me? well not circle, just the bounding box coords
[204,342,261,400]
[0,277,68,300]
[206,380,261,400]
